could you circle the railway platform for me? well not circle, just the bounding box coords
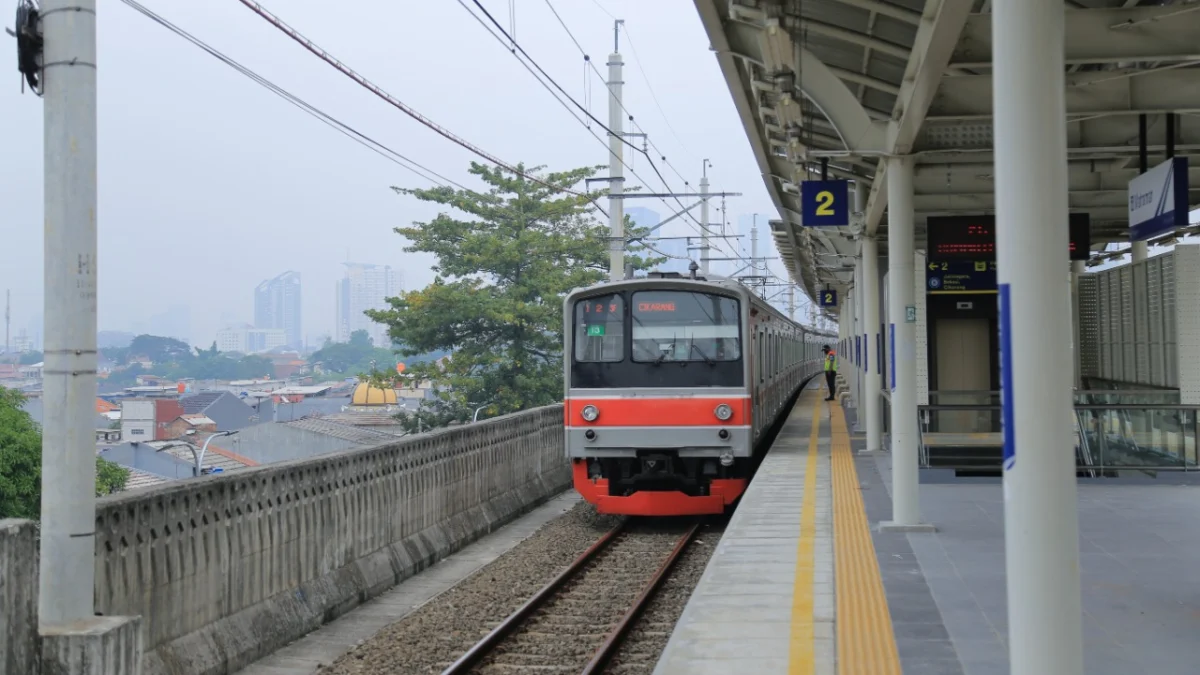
[654,383,1200,675]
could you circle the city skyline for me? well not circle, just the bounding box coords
[336,262,402,347]
[255,271,303,348]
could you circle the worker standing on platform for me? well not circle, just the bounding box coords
[822,345,837,401]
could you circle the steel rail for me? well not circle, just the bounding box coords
[440,521,627,675]
[579,522,701,675]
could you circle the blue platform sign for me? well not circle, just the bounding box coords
[800,180,850,227]
[818,289,838,308]
[926,260,997,295]
[1129,157,1189,241]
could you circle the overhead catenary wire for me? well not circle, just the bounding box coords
[462,0,754,266]
[121,0,608,229]
[527,2,773,273]
[231,0,602,206]
[118,0,464,191]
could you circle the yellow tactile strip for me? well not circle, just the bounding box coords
[787,389,821,674]
[830,403,902,674]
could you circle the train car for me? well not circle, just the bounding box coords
[563,272,829,516]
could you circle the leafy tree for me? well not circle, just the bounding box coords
[0,387,129,519]
[367,162,660,431]
[128,334,193,365]
[18,351,43,365]
[309,330,445,380]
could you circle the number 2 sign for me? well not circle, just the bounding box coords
[818,289,838,308]
[800,180,850,227]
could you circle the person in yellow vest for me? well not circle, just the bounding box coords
[822,345,838,401]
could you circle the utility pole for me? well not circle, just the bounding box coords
[39,0,99,624]
[607,20,625,281]
[700,159,711,277]
[787,284,796,322]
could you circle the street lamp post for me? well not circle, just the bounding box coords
[196,430,238,476]
[473,404,492,423]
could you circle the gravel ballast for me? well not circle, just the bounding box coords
[316,502,622,674]
[315,503,725,675]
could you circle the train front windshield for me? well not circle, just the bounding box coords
[571,289,744,388]
[630,291,740,362]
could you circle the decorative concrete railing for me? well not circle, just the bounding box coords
[1,404,569,675]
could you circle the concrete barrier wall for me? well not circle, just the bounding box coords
[92,404,569,675]
[1,519,40,675]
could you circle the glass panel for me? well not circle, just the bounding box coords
[1075,407,1199,470]
[574,294,624,363]
[631,291,741,363]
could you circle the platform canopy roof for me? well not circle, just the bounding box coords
[695,0,1200,307]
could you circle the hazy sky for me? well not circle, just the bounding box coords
[1,0,800,347]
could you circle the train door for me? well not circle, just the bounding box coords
[934,317,992,433]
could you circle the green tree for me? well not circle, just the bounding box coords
[128,334,193,365]
[18,351,43,365]
[0,387,129,519]
[367,162,660,431]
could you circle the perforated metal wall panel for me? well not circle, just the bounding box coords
[914,252,929,405]
[1089,251,1179,388]
[1077,274,1100,379]
[1119,265,1135,383]
[1174,246,1200,403]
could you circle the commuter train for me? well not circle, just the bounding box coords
[563,272,831,516]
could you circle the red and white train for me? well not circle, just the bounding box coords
[563,272,831,516]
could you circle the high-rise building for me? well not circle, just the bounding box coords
[335,263,401,346]
[254,271,302,348]
[215,324,288,354]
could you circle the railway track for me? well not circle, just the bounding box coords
[440,520,700,675]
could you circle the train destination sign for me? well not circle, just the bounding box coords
[926,260,998,295]
[926,214,1091,261]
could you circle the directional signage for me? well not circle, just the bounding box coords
[818,289,838,308]
[926,260,998,295]
[927,214,1091,261]
[800,180,850,227]
[1129,156,1189,241]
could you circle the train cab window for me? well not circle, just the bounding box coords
[574,294,625,362]
[630,291,740,363]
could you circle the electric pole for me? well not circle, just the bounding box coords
[788,284,795,322]
[700,159,711,277]
[39,0,100,624]
[607,20,625,281]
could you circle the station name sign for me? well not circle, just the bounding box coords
[926,213,1091,261]
[1128,156,1189,242]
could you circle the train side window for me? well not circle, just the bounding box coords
[573,294,624,362]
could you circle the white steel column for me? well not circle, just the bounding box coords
[40,0,99,624]
[606,25,625,282]
[993,2,1084,674]
[862,235,883,452]
[881,156,928,530]
[700,161,711,277]
[1131,240,1148,264]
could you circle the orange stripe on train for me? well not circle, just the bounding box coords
[565,397,750,427]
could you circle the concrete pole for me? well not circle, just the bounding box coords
[993,2,1084,674]
[700,160,711,277]
[40,0,99,624]
[862,235,883,452]
[606,22,625,282]
[883,155,925,530]
[788,283,796,322]
[1131,240,1148,264]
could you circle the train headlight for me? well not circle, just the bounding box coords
[714,403,733,421]
[581,405,600,422]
